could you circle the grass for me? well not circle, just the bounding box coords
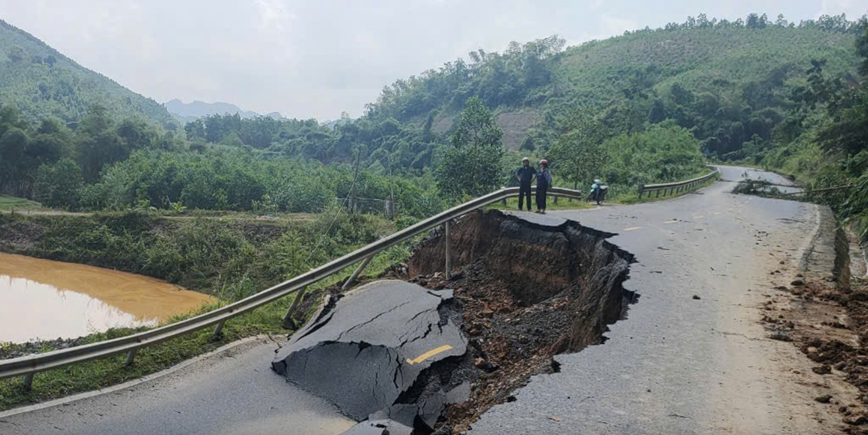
[0,238,413,412]
[0,195,42,210]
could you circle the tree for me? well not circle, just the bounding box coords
[548,112,608,189]
[7,46,25,63]
[436,97,504,199]
[33,158,83,209]
[775,14,788,27]
[648,99,666,124]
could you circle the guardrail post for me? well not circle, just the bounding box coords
[23,373,33,390]
[638,184,644,197]
[282,286,308,329]
[342,256,372,290]
[125,349,137,366]
[445,220,452,280]
[213,320,225,337]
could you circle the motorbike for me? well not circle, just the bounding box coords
[588,183,608,205]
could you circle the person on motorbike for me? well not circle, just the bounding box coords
[589,178,607,205]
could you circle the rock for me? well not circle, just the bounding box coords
[790,279,805,286]
[769,330,792,341]
[813,365,832,375]
[816,395,833,403]
[692,295,701,300]
[844,415,868,426]
[851,292,868,302]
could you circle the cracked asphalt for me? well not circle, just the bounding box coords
[468,166,840,434]
[272,281,468,428]
[0,166,838,435]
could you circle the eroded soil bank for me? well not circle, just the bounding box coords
[404,210,637,432]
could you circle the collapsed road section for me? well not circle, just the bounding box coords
[272,281,473,433]
[273,210,637,434]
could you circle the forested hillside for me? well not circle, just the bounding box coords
[1,13,867,232]
[365,14,862,158]
[0,20,172,125]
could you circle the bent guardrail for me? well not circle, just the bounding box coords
[0,186,590,390]
[637,169,719,199]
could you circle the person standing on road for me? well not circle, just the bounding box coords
[515,157,536,211]
[536,159,552,214]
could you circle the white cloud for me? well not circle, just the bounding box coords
[255,0,295,35]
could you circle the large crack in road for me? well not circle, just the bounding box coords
[273,210,637,434]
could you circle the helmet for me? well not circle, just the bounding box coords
[521,157,529,162]
[539,159,548,165]
[594,179,601,184]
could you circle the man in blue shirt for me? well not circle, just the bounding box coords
[515,157,536,211]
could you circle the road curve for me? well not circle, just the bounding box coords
[0,166,836,434]
[469,166,838,434]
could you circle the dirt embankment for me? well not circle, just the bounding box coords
[761,211,868,433]
[403,210,636,432]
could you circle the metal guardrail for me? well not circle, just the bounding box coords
[0,186,591,389]
[637,170,719,199]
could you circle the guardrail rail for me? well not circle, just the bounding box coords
[637,169,719,199]
[0,186,595,390]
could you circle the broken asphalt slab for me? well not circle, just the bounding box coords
[272,280,471,431]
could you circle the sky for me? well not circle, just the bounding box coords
[1,0,866,120]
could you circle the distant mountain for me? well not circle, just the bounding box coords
[164,99,284,124]
[0,19,173,125]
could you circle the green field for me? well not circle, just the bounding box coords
[0,195,42,210]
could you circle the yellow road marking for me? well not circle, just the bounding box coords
[406,345,453,365]
[623,227,641,231]
[692,215,704,219]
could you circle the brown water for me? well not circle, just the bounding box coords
[0,253,216,343]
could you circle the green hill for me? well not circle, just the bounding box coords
[0,19,172,125]
[366,15,862,158]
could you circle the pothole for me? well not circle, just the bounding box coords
[274,210,637,435]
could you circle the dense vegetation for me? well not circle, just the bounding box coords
[0,20,172,125]
[0,12,864,226]
[0,210,400,297]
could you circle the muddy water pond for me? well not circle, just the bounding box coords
[0,253,215,343]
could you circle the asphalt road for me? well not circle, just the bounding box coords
[0,166,835,435]
[716,165,802,194]
[0,338,355,435]
[469,166,838,434]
